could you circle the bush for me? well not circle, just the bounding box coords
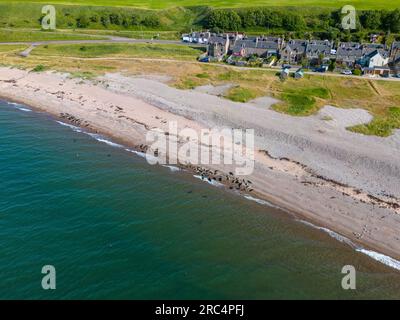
[76,15,90,28]
[352,69,362,76]
[142,15,160,28]
[32,64,46,72]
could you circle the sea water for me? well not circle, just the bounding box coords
[1,100,400,299]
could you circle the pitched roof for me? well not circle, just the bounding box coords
[232,38,279,54]
[337,42,363,60]
[306,40,332,56]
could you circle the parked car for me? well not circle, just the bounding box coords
[341,69,353,75]
[282,64,292,69]
[313,67,326,73]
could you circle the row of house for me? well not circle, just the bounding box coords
[186,31,400,76]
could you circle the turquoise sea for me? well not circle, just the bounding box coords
[1,99,400,299]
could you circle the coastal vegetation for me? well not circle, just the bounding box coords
[224,86,261,103]
[349,106,400,137]
[0,2,398,43]
[273,87,330,116]
[0,41,399,137]
[1,0,399,10]
[0,29,104,42]
[32,43,205,59]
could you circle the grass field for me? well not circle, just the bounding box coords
[1,0,399,10]
[0,28,107,42]
[71,29,180,40]
[31,43,205,59]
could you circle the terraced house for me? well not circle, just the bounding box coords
[231,36,283,58]
[336,42,364,68]
[201,31,400,77]
[207,34,230,61]
[280,40,308,64]
[305,40,333,65]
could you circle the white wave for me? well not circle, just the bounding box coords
[193,175,224,187]
[163,165,181,172]
[124,148,159,165]
[356,249,400,271]
[6,101,32,112]
[125,148,146,158]
[244,195,281,210]
[56,121,84,133]
[17,107,32,112]
[87,133,123,148]
[298,220,356,247]
[298,219,400,271]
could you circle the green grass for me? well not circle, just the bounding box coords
[224,86,260,103]
[31,64,46,72]
[0,2,199,30]
[348,107,400,137]
[32,43,205,59]
[71,29,180,40]
[0,28,105,42]
[273,87,329,116]
[0,44,27,52]
[69,71,96,79]
[1,0,398,10]
[195,72,210,79]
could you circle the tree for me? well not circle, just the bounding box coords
[109,13,122,25]
[226,10,242,30]
[100,15,110,28]
[283,12,306,31]
[76,14,90,28]
[130,14,141,26]
[388,9,400,32]
[360,11,381,30]
[328,59,336,72]
[142,15,160,28]
[264,10,283,29]
[206,10,242,31]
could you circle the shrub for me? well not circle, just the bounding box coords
[32,64,46,72]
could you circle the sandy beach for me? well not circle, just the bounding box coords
[0,66,399,264]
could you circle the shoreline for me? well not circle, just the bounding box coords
[7,101,400,271]
[1,67,399,269]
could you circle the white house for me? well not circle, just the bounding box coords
[364,50,389,68]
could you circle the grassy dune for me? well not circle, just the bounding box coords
[1,0,399,10]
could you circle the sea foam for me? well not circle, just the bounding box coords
[163,165,181,172]
[56,121,84,133]
[298,219,400,271]
[7,101,32,112]
[193,175,224,187]
[244,195,282,210]
[87,133,124,148]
